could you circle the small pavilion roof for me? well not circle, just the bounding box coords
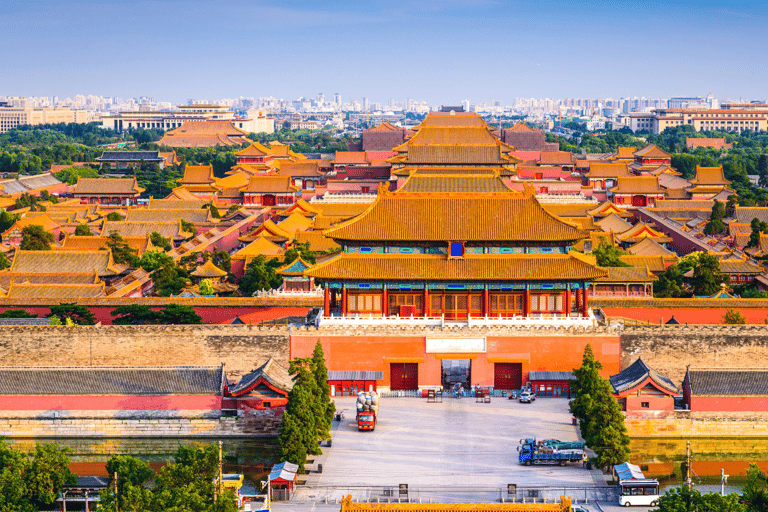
[626,237,675,256]
[278,212,314,234]
[190,260,228,278]
[596,213,633,234]
[178,165,216,185]
[277,257,314,276]
[229,358,293,397]
[1,214,60,238]
[589,201,632,219]
[232,236,285,259]
[634,144,671,159]
[616,222,672,244]
[368,120,402,132]
[610,147,638,160]
[690,165,731,186]
[610,357,678,395]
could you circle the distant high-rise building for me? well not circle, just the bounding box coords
[334,93,341,106]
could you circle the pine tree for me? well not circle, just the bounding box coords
[287,359,321,456]
[277,411,308,473]
[759,154,768,188]
[588,379,630,470]
[311,340,336,435]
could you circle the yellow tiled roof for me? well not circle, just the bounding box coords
[1,214,60,238]
[619,255,677,273]
[313,203,369,218]
[397,172,512,193]
[588,201,631,218]
[232,236,285,259]
[305,253,606,281]
[126,208,213,223]
[596,213,632,234]
[293,230,341,253]
[691,166,731,186]
[74,177,144,196]
[616,222,672,243]
[241,176,299,194]
[0,271,100,293]
[626,237,676,256]
[634,144,671,159]
[585,163,631,178]
[58,235,153,254]
[164,187,206,201]
[278,212,313,234]
[7,282,106,298]
[149,198,208,210]
[609,176,665,194]
[10,250,120,276]
[593,266,657,283]
[101,220,191,240]
[190,259,228,277]
[178,165,215,185]
[324,188,586,243]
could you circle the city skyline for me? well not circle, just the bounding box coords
[3,0,768,104]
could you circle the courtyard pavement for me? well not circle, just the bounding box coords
[287,395,619,504]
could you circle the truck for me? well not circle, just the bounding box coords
[517,438,585,466]
[356,392,379,431]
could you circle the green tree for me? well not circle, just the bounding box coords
[106,230,138,266]
[283,240,317,265]
[726,195,738,218]
[655,265,687,298]
[199,279,214,296]
[149,261,189,297]
[137,249,174,272]
[150,231,172,251]
[759,154,768,189]
[723,309,747,325]
[0,210,20,236]
[180,219,198,236]
[592,242,629,267]
[0,252,10,271]
[74,223,93,236]
[203,202,221,219]
[111,304,160,325]
[742,463,768,512]
[156,304,202,324]
[0,309,37,318]
[311,340,335,435]
[54,165,99,185]
[277,411,308,472]
[47,303,96,325]
[748,218,768,248]
[656,486,745,512]
[23,443,76,507]
[106,211,124,221]
[692,254,728,296]
[570,344,603,430]
[20,224,54,250]
[587,378,630,470]
[239,255,282,295]
[703,219,726,235]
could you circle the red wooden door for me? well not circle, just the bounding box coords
[494,363,522,390]
[390,363,418,390]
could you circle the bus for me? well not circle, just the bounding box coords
[619,478,660,507]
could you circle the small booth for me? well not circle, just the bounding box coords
[56,476,111,511]
[269,461,298,501]
[328,371,383,397]
[528,371,574,398]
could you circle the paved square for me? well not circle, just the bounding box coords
[306,395,602,490]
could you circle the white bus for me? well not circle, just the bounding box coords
[619,478,661,507]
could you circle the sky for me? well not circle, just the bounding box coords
[2,0,768,105]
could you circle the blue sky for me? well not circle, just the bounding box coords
[2,0,767,104]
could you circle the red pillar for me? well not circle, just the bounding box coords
[524,288,531,317]
[423,287,429,317]
[565,288,571,317]
[324,287,330,316]
[483,287,489,317]
[382,286,388,317]
[341,286,348,317]
[582,287,589,318]
[575,286,581,310]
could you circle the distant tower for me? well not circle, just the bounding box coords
[362,96,369,111]
[317,93,324,107]
[334,93,341,106]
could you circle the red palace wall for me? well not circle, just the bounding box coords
[689,396,768,412]
[0,395,222,411]
[291,331,620,389]
[601,307,768,325]
[0,305,310,325]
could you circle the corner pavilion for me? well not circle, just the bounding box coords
[307,178,606,322]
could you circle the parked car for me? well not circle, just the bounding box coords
[572,506,590,512]
[519,391,535,403]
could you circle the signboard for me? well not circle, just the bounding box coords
[508,484,517,495]
[399,484,408,496]
[425,338,486,353]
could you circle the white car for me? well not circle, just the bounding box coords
[519,391,535,403]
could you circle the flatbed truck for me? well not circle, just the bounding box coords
[518,438,585,466]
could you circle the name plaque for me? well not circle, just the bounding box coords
[425,338,486,353]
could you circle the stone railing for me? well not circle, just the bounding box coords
[317,311,598,328]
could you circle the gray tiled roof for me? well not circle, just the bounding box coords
[610,358,678,394]
[686,368,768,396]
[0,318,53,326]
[0,366,224,395]
[98,151,163,162]
[327,371,384,381]
[528,371,574,381]
[229,358,293,396]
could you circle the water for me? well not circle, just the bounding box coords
[5,437,280,494]
[629,437,768,493]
